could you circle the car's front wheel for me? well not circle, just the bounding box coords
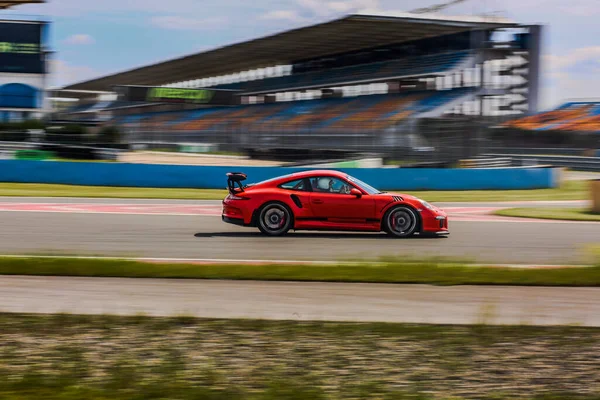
[384,205,419,238]
[257,202,293,236]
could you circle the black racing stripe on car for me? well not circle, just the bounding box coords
[296,217,328,221]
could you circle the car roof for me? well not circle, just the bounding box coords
[250,170,349,188]
[287,170,347,179]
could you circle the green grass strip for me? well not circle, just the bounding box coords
[2,256,600,286]
[495,207,600,222]
[0,180,588,202]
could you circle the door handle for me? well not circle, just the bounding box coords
[312,199,324,204]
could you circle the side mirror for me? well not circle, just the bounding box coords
[350,188,362,198]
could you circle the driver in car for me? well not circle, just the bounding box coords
[315,177,351,194]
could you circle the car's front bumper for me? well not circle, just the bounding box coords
[420,211,449,234]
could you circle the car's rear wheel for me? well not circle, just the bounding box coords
[257,202,293,236]
[384,206,419,238]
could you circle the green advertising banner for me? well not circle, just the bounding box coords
[114,85,239,105]
[146,87,215,103]
[0,21,45,74]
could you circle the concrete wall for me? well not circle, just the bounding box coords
[0,160,560,190]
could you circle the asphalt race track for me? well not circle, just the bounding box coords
[0,198,598,264]
[3,276,600,326]
[1,197,600,325]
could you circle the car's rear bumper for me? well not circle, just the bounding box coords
[222,215,246,226]
[222,199,254,225]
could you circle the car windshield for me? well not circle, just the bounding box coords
[346,175,381,195]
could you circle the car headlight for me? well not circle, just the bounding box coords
[418,199,434,210]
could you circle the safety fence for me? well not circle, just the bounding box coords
[0,141,122,161]
[483,154,600,172]
[457,157,512,169]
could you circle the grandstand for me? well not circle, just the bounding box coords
[52,12,542,158]
[0,1,49,122]
[0,1,43,9]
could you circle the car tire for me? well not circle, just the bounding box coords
[383,205,419,238]
[257,202,293,236]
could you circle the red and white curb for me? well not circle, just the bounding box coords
[0,203,222,216]
[0,202,595,224]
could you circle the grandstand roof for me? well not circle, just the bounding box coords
[63,12,516,92]
[0,0,44,9]
[47,89,114,101]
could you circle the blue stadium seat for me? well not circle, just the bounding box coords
[213,51,472,94]
[115,88,473,134]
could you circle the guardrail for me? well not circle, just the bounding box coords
[0,141,123,161]
[0,141,36,151]
[483,154,600,172]
[482,147,594,157]
[458,157,512,168]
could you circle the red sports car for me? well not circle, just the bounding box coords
[222,170,448,237]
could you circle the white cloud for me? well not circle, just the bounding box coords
[260,10,304,22]
[64,34,95,45]
[260,1,382,29]
[10,0,220,17]
[542,74,600,109]
[296,0,331,17]
[539,46,600,108]
[150,16,226,31]
[328,2,353,12]
[544,46,600,71]
[352,0,380,10]
[295,0,381,17]
[558,3,598,16]
[48,59,100,88]
[527,0,600,15]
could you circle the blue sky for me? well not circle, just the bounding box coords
[3,0,600,110]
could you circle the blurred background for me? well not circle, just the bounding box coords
[0,0,598,171]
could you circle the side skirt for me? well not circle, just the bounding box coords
[294,219,381,232]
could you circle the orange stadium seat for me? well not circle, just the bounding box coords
[115,89,474,136]
[506,103,600,132]
[328,95,421,130]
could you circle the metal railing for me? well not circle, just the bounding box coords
[0,141,123,161]
[483,154,600,172]
[0,141,36,151]
[458,157,513,168]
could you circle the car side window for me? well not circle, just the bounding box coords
[279,179,307,191]
[310,177,353,194]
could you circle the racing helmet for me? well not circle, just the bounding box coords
[317,177,332,191]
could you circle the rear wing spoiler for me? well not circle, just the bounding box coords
[226,172,247,194]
